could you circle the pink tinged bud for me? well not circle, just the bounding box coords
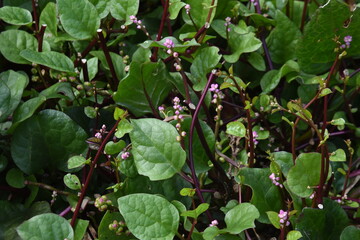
[136,25,141,29]
[158,106,165,111]
[181,131,186,137]
[121,152,130,160]
[286,221,290,226]
[209,219,218,227]
[167,49,172,55]
[178,115,184,119]
[175,110,180,115]
[95,132,102,139]
[175,65,182,71]
[173,52,179,57]
[269,173,275,180]
[227,28,231,32]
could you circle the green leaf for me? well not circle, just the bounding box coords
[80,57,98,82]
[226,121,246,137]
[0,6,32,25]
[6,168,25,188]
[8,96,46,133]
[20,50,74,72]
[11,109,88,174]
[340,226,360,240]
[118,193,179,240]
[129,119,186,180]
[90,51,125,80]
[64,173,81,190]
[84,106,97,119]
[239,168,282,223]
[212,20,262,63]
[287,152,322,197]
[190,46,222,91]
[109,0,139,25]
[57,0,100,39]
[180,188,196,197]
[0,70,28,122]
[113,61,172,117]
[296,198,349,240]
[266,10,301,64]
[182,0,217,27]
[272,151,294,177]
[181,203,209,219]
[248,52,266,71]
[139,37,200,53]
[296,0,360,73]
[260,60,299,93]
[169,0,186,20]
[39,2,57,36]
[115,119,133,138]
[104,140,126,155]
[331,118,345,126]
[98,211,129,240]
[39,82,75,101]
[68,155,88,169]
[266,211,280,229]
[17,213,74,240]
[72,219,89,240]
[88,0,110,19]
[224,203,260,234]
[287,231,302,240]
[0,30,38,64]
[329,149,346,162]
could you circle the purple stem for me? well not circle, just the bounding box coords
[188,72,216,221]
[295,130,352,150]
[59,206,71,217]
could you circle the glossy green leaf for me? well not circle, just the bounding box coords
[39,2,57,36]
[68,155,88,169]
[224,203,260,234]
[80,57,98,82]
[266,211,280,229]
[84,106,97,119]
[39,82,75,101]
[57,0,100,39]
[266,10,301,64]
[109,0,139,25]
[287,231,302,240]
[11,109,88,174]
[296,0,360,73]
[0,70,28,122]
[115,119,133,138]
[129,118,186,180]
[104,140,126,155]
[248,52,266,71]
[169,0,186,20]
[272,151,294,177]
[287,152,322,197]
[139,37,200,53]
[20,50,74,72]
[119,156,138,177]
[296,198,349,240]
[239,168,282,223]
[17,213,74,240]
[9,96,46,133]
[6,168,25,188]
[118,193,179,240]
[226,121,246,137]
[212,20,262,63]
[190,46,221,91]
[260,60,299,93]
[181,203,209,219]
[182,0,217,27]
[72,219,89,240]
[90,51,126,80]
[0,6,32,25]
[0,30,38,64]
[340,226,360,240]
[88,0,110,19]
[113,61,172,117]
[329,149,346,162]
[64,173,81,190]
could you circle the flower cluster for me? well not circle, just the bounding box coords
[129,15,143,29]
[269,173,283,188]
[252,131,259,145]
[209,83,224,104]
[163,38,175,49]
[109,220,131,236]
[173,97,186,141]
[94,195,112,211]
[209,219,219,227]
[278,210,290,227]
[185,4,191,15]
[340,35,352,49]
[121,151,130,160]
[95,124,107,139]
[224,17,232,32]
[251,0,258,6]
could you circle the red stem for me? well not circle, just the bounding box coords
[70,119,120,227]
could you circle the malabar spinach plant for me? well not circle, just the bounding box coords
[0,0,360,239]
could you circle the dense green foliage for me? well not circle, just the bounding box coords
[0,0,360,239]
